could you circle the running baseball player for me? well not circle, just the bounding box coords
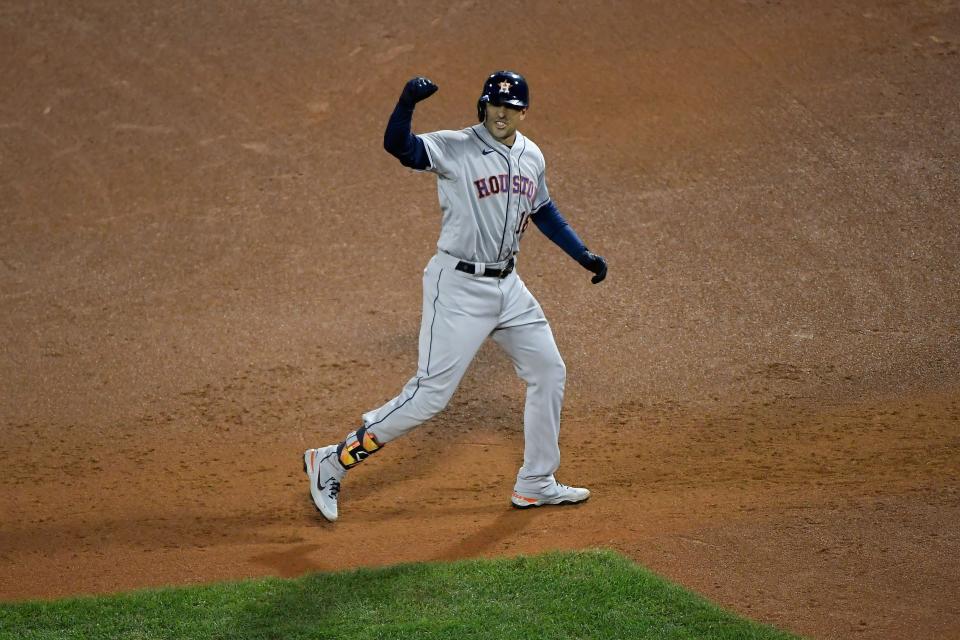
[304,71,607,521]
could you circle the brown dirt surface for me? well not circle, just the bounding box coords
[2,2,958,639]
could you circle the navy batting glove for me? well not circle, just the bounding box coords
[578,250,608,284]
[399,77,439,107]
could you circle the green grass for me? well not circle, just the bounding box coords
[0,549,801,639]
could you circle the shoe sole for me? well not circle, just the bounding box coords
[302,450,317,513]
[510,495,590,510]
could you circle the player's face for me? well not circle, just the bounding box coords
[483,102,526,146]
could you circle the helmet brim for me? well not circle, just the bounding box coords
[488,97,528,109]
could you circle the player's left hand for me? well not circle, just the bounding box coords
[578,251,607,284]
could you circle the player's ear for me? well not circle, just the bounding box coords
[520,108,527,120]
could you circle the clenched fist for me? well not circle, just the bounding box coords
[578,250,608,284]
[399,76,439,107]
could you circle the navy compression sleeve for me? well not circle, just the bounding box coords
[532,201,589,262]
[383,102,429,170]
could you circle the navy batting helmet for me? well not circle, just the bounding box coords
[477,70,529,122]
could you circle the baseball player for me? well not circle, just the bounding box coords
[304,71,607,522]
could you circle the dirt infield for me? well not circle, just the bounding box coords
[1,2,958,639]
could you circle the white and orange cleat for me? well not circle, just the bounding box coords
[511,482,590,509]
[303,445,344,522]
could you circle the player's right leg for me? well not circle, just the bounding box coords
[360,255,499,441]
[305,255,498,521]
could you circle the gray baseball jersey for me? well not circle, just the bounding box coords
[419,124,550,264]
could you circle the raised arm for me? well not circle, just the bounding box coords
[383,77,438,170]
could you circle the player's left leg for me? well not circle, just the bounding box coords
[491,274,590,508]
[491,320,564,488]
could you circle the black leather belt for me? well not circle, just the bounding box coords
[455,258,515,278]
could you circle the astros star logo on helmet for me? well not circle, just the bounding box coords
[499,80,512,93]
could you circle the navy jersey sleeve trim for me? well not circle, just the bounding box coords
[531,200,589,262]
[383,101,430,170]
